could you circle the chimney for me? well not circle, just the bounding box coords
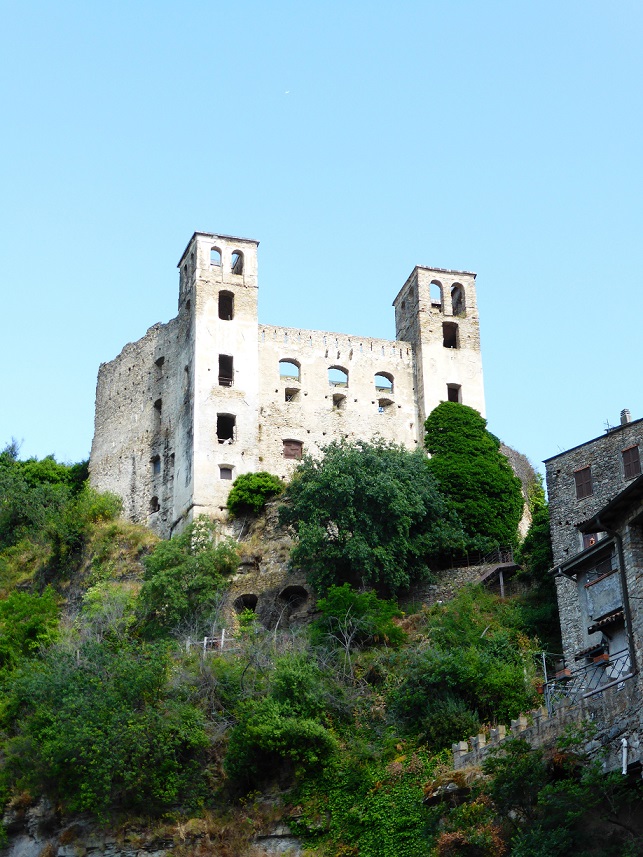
[620,409,632,426]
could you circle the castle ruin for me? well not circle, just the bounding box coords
[90,232,485,537]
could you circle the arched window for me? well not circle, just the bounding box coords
[451,284,465,316]
[430,280,443,310]
[231,251,244,275]
[149,496,160,514]
[234,594,258,612]
[328,366,348,387]
[374,372,394,394]
[279,359,301,381]
[219,291,234,320]
[210,246,222,266]
[378,398,393,412]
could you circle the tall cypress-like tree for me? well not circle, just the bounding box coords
[424,403,523,550]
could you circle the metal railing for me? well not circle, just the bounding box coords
[185,629,231,655]
[432,545,515,571]
[544,648,632,714]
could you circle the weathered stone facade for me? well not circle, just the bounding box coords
[544,413,643,664]
[539,414,643,776]
[90,232,485,537]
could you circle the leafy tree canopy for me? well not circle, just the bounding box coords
[279,440,465,595]
[424,402,524,549]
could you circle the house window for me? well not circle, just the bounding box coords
[583,532,598,550]
[210,247,222,266]
[219,291,234,320]
[574,467,593,499]
[150,496,160,514]
[623,446,641,480]
[333,394,346,410]
[219,466,233,480]
[447,384,461,403]
[217,413,236,444]
[151,455,161,475]
[218,354,234,386]
[283,439,303,459]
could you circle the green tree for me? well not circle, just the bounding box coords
[227,471,283,516]
[280,440,465,595]
[137,517,239,636]
[424,402,523,550]
[516,479,560,650]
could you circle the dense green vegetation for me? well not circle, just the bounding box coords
[279,439,465,595]
[0,442,636,854]
[137,517,239,638]
[226,471,283,517]
[424,402,524,550]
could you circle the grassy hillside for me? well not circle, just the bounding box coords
[0,444,640,855]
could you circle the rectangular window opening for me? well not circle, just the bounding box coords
[623,446,641,480]
[218,354,234,387]
[285,388,300,402]
[217,414,236,444]
[442,322,459,349]
[447,384,461,403]
[219,466,233,480]
[574,466,593,500]
[283,439,303,459]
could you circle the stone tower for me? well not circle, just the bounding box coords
[179,233,261,518]
[392,266,485,428]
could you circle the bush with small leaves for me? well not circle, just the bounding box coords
[226,471,283,516]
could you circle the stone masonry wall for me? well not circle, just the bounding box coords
[545,419,643,566]
[453,675,643,777]
[257,325,418,479]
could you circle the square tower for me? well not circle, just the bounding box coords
[392,266,485,430]
[178,232,261,518]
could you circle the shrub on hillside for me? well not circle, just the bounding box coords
[2,640,208,815]
[137,517,239,636]
[226,471,283,516]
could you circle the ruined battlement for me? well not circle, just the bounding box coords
[90,232,486,537]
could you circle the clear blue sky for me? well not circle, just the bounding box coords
[2,0,642,474]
